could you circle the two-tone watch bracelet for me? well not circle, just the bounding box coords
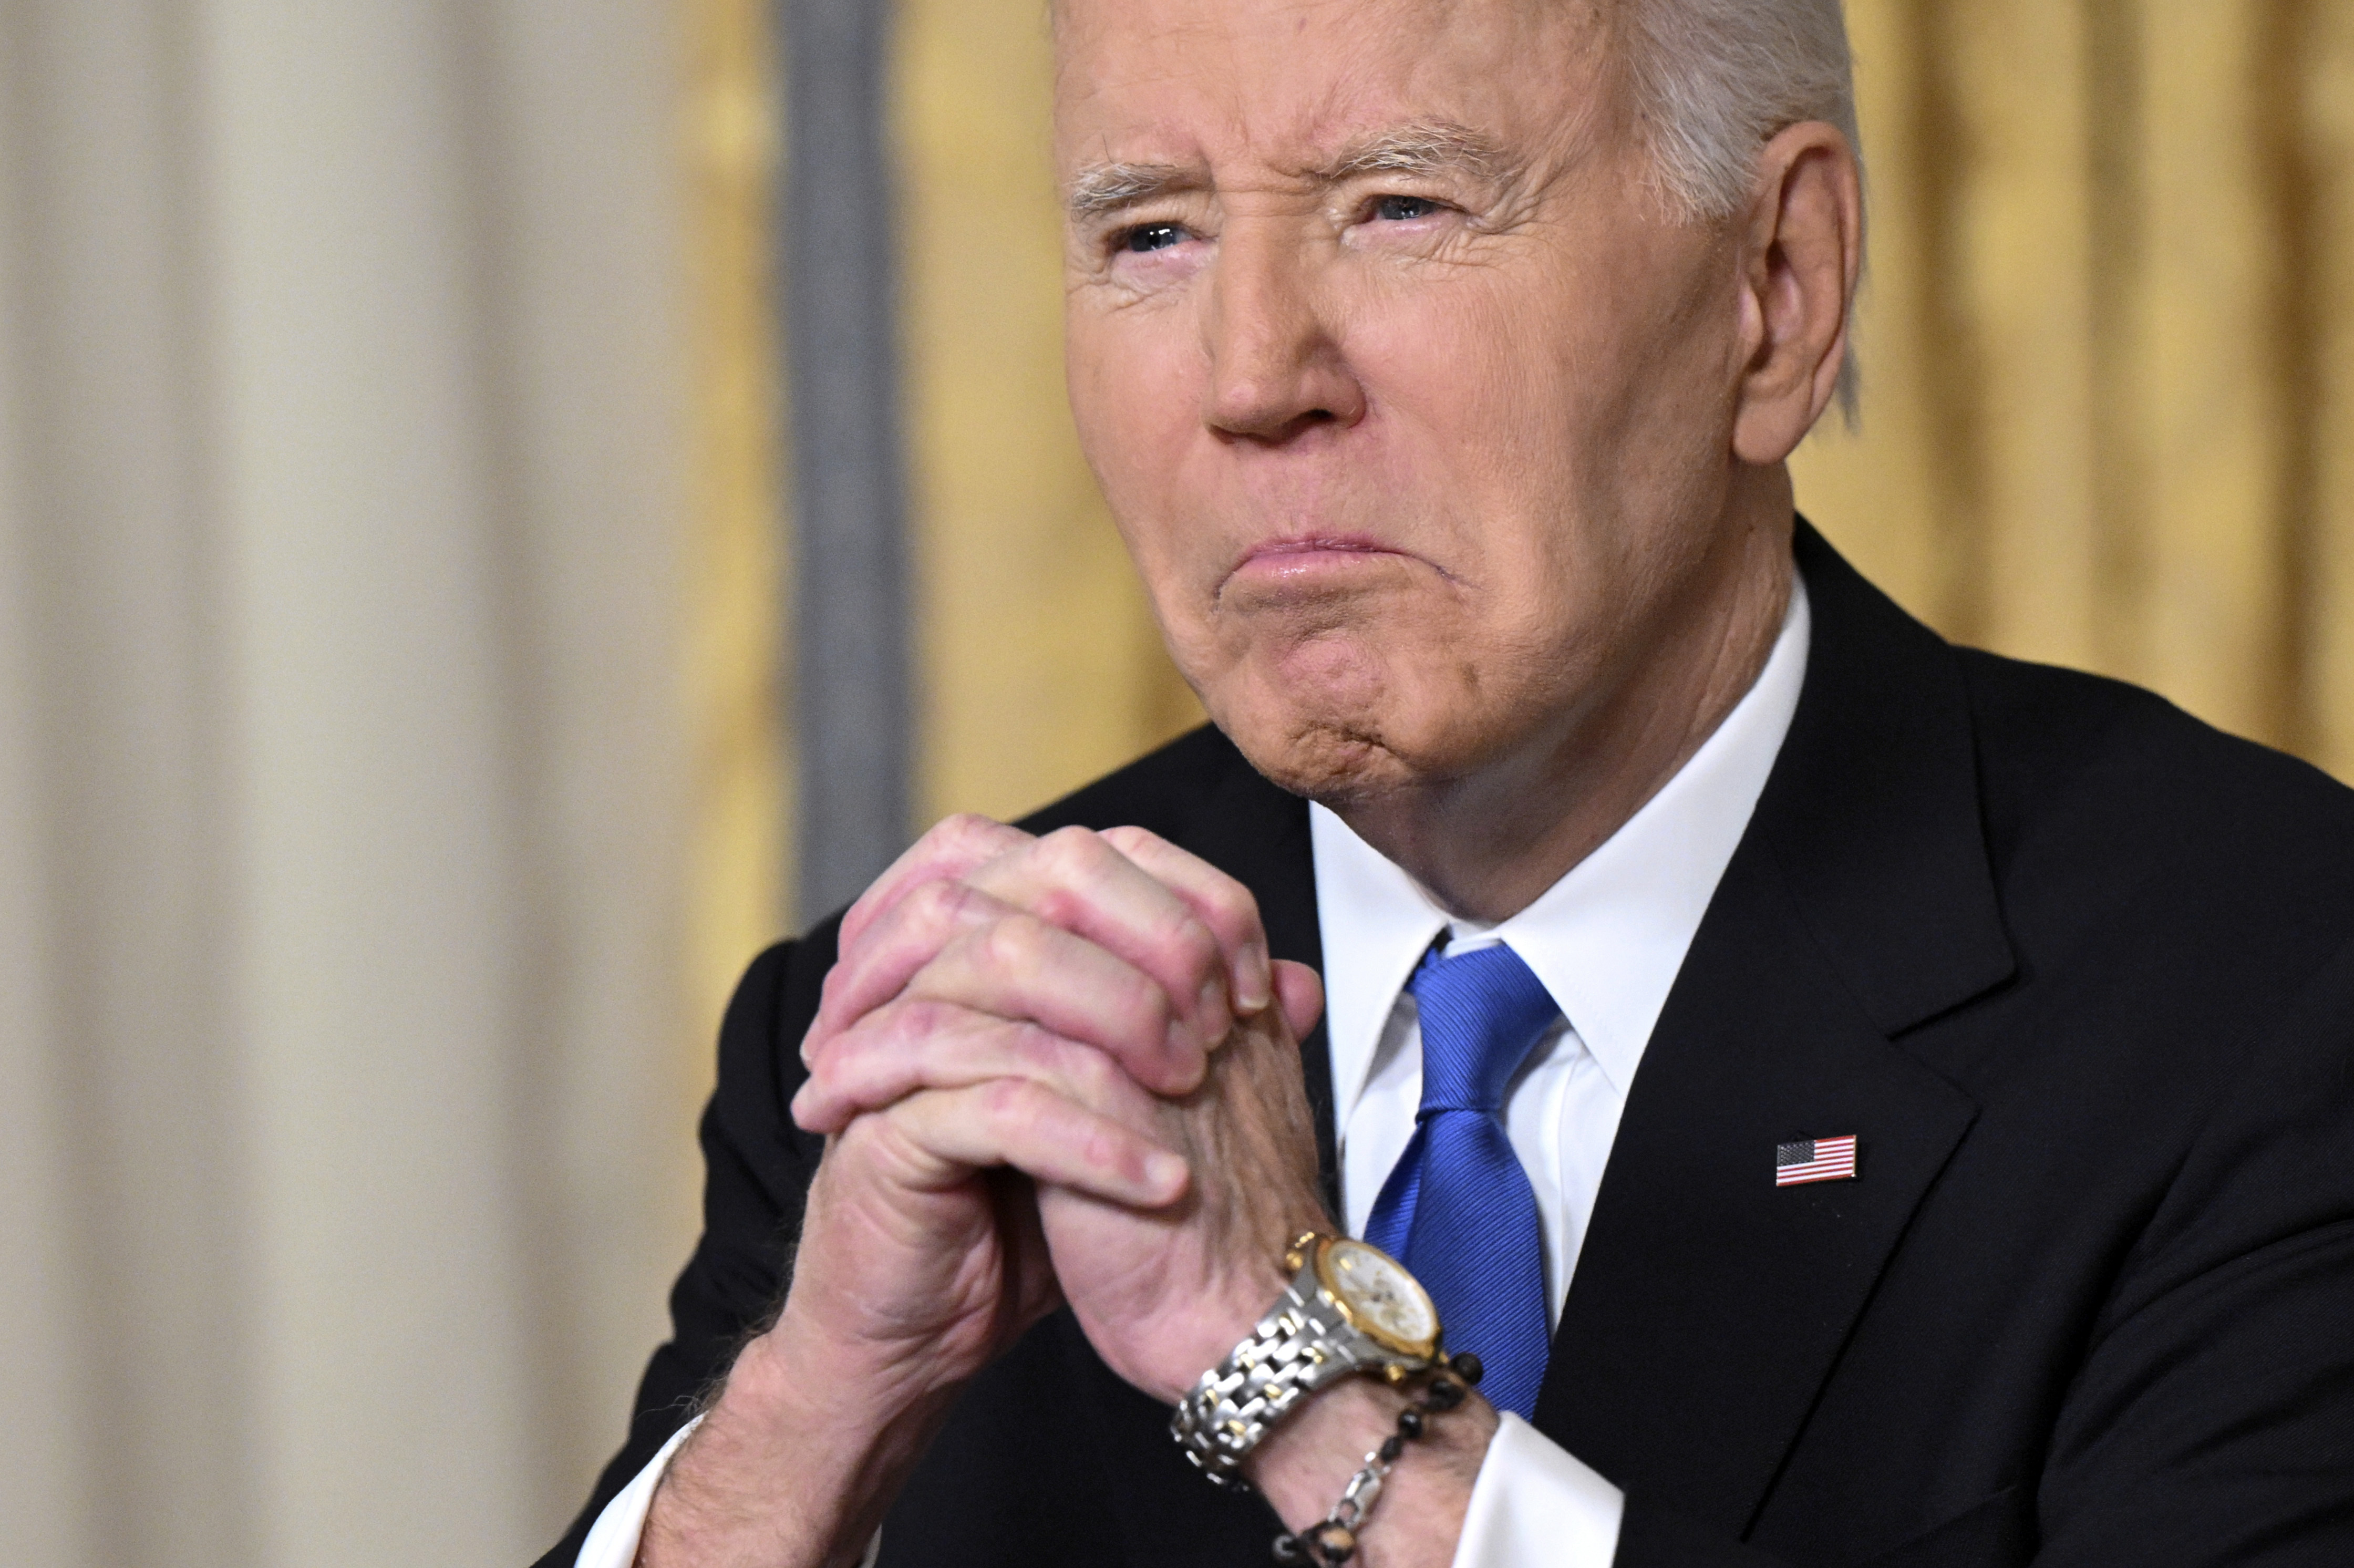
[1272,1354,1484,1566]
[1171,1239,1423,1488]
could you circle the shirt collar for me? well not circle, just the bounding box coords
[1312,576,1812,1117]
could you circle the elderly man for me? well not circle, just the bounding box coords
[542,0,2354,1564]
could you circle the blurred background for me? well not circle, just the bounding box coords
[1,2,2348,1564]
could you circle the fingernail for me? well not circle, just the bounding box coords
[1235,942,1272,1014]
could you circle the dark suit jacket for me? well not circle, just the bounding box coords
[540,526,2354,1566]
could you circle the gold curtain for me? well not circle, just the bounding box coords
[897,0,1206,828]
[684,0,788,1059]
[689,0,2354,1015]
[1793,0,2354,776]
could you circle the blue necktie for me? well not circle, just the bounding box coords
[1364,943,1558,1419]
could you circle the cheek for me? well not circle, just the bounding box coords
[1347,276,1544,434]
[1340,267,1603,543]
[1345,235,1740,570]
[1066,305,1212,577]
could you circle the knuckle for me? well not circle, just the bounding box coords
[1078,1122,1120,1173]
[904,876,973,937]
[1212,890,1259,941]
[978,1076,1036,1123]
[809,1014,884,1076]
[1008,1020,1066,1071]
[1118,971,1174,1042]
[1034,824,1110,880]
[885,996,952,1041]
[934,812,1005,853]
[1030,882,1088,931]
[1201,872,1259,939]
[1068,1043,1122,1103]
[1098,823,1161,862]
[1162,914,1223,982]
[978,912,1049,973]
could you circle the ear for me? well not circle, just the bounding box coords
[1729,121,1863,465]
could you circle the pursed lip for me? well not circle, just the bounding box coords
[1225,534,1420,584]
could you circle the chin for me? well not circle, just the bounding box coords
[1210,701,1420,807]
[1189,627,1482,804]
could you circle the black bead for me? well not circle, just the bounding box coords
[1273,1532,1306,1563]
[1422,1376,1465,1410]
[1450,1351,1484,1385]
[1378,1434,1406,1462]
[1397,1407,1426,1439]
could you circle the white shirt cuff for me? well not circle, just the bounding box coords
[572,1415,882,1568]
[1450,1411,1625,1567]
[575,1415,703,1568]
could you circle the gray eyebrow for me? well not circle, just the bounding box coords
[1065,161,1200,220]
[1323,122,1513,183]
[1064,121,1516,221]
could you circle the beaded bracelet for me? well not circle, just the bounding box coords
[1269,1352,1484,1565]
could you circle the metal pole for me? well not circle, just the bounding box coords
[780,0,913,924]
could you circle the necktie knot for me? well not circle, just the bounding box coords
[1407,943,1560,1114]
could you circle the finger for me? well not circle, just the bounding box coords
[1272,959,1324,1044]
[1099,826,1275,1015]
[837,813,1032,955]
[793,1002,1162,1137]
[905,910,1206,1095]
[967,826,1234,1056]
[875,1079,1190,1208]
[809,876,1016,1055]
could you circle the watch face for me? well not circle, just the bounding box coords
[1319,1239,1439,1355]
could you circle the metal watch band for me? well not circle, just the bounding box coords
[1170,1243,1412,1488]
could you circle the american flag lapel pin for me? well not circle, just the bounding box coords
[1776,1134,1859,1186]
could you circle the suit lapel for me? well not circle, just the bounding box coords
[1533,526,2015,1531]
[1533,842,1981,1529]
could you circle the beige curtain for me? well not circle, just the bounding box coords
[0,2,702,1563]
[855,0,2354,842]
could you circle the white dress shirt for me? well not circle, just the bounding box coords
[1321,579,1809,1564]
[576,582,1810,1568]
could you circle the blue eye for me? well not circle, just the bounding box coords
[1124,223,1186,253]
[1374,195,1440,222]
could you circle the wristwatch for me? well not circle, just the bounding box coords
[1170,1232,1443,1488]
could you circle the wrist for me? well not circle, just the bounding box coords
[1154,1214,1334,1404]
[1152,1257,1297,1405]
[1247,1374,1499,1565]
[1241,1375,1405,1511]
[642,1320,964,1568]
[753,1296,972,1430]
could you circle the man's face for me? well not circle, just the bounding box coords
[1057,0,1761,804]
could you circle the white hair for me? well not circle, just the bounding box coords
[1620,0,1864,418]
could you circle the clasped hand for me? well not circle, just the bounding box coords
[783,815,1330,1410]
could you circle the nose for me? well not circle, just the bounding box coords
[1201,227,1366,442]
